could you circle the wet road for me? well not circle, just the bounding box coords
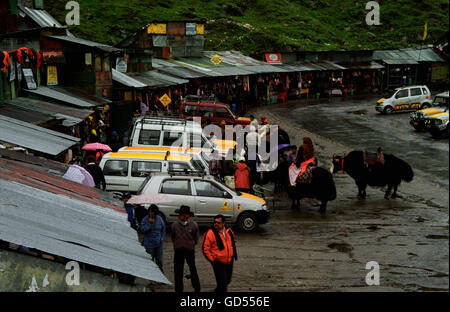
[272,95,449,189]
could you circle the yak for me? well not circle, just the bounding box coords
[268,160,337,213]
[331,150,414,199]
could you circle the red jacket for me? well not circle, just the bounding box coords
[201,227,237,264]
[235,162,250,189]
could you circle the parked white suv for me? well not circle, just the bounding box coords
[137,172,270,232]
[376,85,432,114]
[129,116,214,151]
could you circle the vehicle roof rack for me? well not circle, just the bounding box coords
[184,94,217,104]
[166,169,206,177]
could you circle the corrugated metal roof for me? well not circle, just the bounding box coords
[0,115,80,156]
[0,103,56,126]
[25,87,99,108]
[373,48,444,63]
[0,158,170,285]
[112,69,148,88]
[382,59,419,65]
[45,35,122,53]
[3,97,89,127]
[337,61,384,70]
[239,64,289,73]
[3,97,92,120]
[141,71,189,85]
[20,6,64,28]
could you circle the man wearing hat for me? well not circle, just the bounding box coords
[171,205,201,292]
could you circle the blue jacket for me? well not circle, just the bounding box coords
[140,215,166,249]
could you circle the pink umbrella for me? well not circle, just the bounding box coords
[62,165,95,187]
[128,193,173,205]
[82,143,112,152]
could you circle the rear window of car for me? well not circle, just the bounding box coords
[160,179,191,195]
[103,160,128,176]
[131,161,162,177]
[216,107,232,119]
[396,89,409,98]
[422,88,429,95]
[183,104,198,116]
[169,162,191,171]
[138,130,160,145]
[199,106,214,117]
[410,88,422,96]
[163,131,183,146]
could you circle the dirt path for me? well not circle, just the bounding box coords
[148,105,448,292]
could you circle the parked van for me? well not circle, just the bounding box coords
[99,152,203,193]
[118,146,210,174]
[179,95,251,126]
[375,85,432,114]
[129,115,235,157]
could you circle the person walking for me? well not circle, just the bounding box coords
[234,156,251,193]
[171,205,201,293]
[85,155,106,191]
[201,214,237,293]
[140,205,166,272]
[246,125,260,186]
[121,192,137,230]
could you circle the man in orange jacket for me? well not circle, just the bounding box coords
[201,214,237,293]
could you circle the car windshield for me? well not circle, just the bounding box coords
[432,96,449,108]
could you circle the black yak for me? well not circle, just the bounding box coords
[331,151,414,199]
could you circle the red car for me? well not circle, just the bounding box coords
[179,96,251,126]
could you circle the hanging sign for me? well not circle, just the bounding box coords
[210,54,222,66]
[9,60,15,82]
[47,65,58,86]
[265,53,282,64]
[22,68,37,90]
[116,57,128,73]
[16,62,22,82]
[159,93,172,107]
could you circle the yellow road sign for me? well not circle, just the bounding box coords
[159,93,172,107]
[210,54,223,66]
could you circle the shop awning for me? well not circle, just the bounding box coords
[25,86,101,108]
[3,97,93,121]
[45,34,122,53]
[382,59,419,65]
[0,157,170,285]
[0,102,56,126]
[373,48,444,64]
[20,6,64,28]
[0,115,80,156]
[112,69,148,88]
[337,61,385,70]
[141,71,189,85]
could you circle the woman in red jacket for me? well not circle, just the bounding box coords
[234,156,250,193]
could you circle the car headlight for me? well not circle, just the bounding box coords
[262,204,267,210]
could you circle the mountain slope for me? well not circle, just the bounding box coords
[45,0,449,55]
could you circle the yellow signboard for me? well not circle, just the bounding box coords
[148,23,167,35]
[47,65,58,86]
[196,24,205,35]
[210,54,222,66]
[159,93,172,107]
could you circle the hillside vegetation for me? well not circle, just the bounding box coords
[45,0,449,55]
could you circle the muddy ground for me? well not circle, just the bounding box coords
[149,103,449,292]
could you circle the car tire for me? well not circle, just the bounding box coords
[383,106,394,114]
[237,212,258,232]
[421,103,431,109]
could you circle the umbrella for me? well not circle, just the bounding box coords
[128,193,173,205]
[82,143,112,152]
[62,165,95,187]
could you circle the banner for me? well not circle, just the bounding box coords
[22,68,37,90]
[47,65,58,86]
